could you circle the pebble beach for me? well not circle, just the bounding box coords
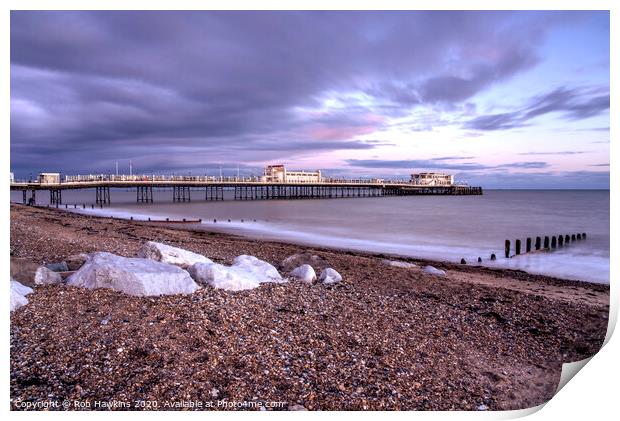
[9,204,610,411]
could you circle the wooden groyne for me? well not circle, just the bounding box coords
[504,232,587,258]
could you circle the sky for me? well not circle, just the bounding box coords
[10,10,610,188]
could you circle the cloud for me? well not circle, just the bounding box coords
[464,86,610,131]
[345,158,549,171]
[518,151,588,156]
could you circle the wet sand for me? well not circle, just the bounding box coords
[10,204,610,410]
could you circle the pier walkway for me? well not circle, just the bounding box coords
[10,174,483,205]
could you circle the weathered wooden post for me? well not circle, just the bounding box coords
[477,257,482,263]
[551,236,557,248]
[565,234,570,243]
[505,240,511,258]
[460,258,466,264]
[491,253,496,261]
[526,238,532,253]
[544,236,550,249]
[515,239,521,255]
[577,233,582,240]
[582,232,587,239]
[535,236,541,250]
[571,234,576,241]
[558,235,564,246]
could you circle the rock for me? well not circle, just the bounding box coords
[10,257,40,288]
[423,265,446,276]
[65,253,89,271]
[319,268,342,284]
[232,255,283,282]
[67,252,199,296]
[137,241,212,269]
[45,262,69,272]
[34,266,64,285]
[477,404,488,411]
[280,252,328,273]
[189,258,285,291]
[290,264,316,283]
[288,404,307,411]
[11,279,33,312]
[383,259,417,269]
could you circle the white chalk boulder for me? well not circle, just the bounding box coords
[11,279,33,312]
[67,252,199,296]
[34,266,64,285]
[423,265,446,276]
[137,241,212,269]
[232,255,283,282]
[290,264,317,283]
[319,268,343,284]
[189,263,261,291]
[383,259,417,269]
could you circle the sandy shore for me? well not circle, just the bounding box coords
[10,204,609,410]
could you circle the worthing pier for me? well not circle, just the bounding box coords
[10,166,483,206]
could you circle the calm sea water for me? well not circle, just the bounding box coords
[12,189,610,283]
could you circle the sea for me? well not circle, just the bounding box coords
[11,189,610,284]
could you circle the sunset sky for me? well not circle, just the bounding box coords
[10,10,610,188]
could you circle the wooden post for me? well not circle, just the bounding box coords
[490,253,496,261]
[582,232,587,239]
[526,238,532,253]
[565,234,570,244]
[571,234,576,241]
[551,236,557,248]
[544,236,549,249]
[535,236,541,250]
[577,233,582,240]
[558,235,564,246]
[515,239,521,255]
[505,240,510,258]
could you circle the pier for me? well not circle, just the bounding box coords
[10,173,483,206]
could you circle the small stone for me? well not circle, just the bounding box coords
[477,404,488,411]
[319,268,343,284]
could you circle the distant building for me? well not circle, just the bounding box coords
[262,165,322,183]
[38,172,61,184]
[410,172,454,186]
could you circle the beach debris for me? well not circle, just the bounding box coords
[290,264,317,283]
[137,241,212,269]
[280,253,329,273]
[34,266,64,285]
[319,268,343,284]
[423,266,446,276]
[10,257,40,288]
[383,259,417,269]
[10,278,33,312]
[65,253,89,271]
[45,261,69,272]
[67,252,199,296]
[233,255,283,282]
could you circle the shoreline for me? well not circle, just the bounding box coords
[16,202,609,286]
[10,203,610,410]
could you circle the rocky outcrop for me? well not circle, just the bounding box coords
[137,241,212,269]
[67,252,199,296]
[11,279,33,312]
[319,268,343,284]
[423,265,446,276]
[34,266,64,285]
[280,252,328,273]
[290,264,316,283]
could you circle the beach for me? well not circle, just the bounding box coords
[10,204,610,410]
